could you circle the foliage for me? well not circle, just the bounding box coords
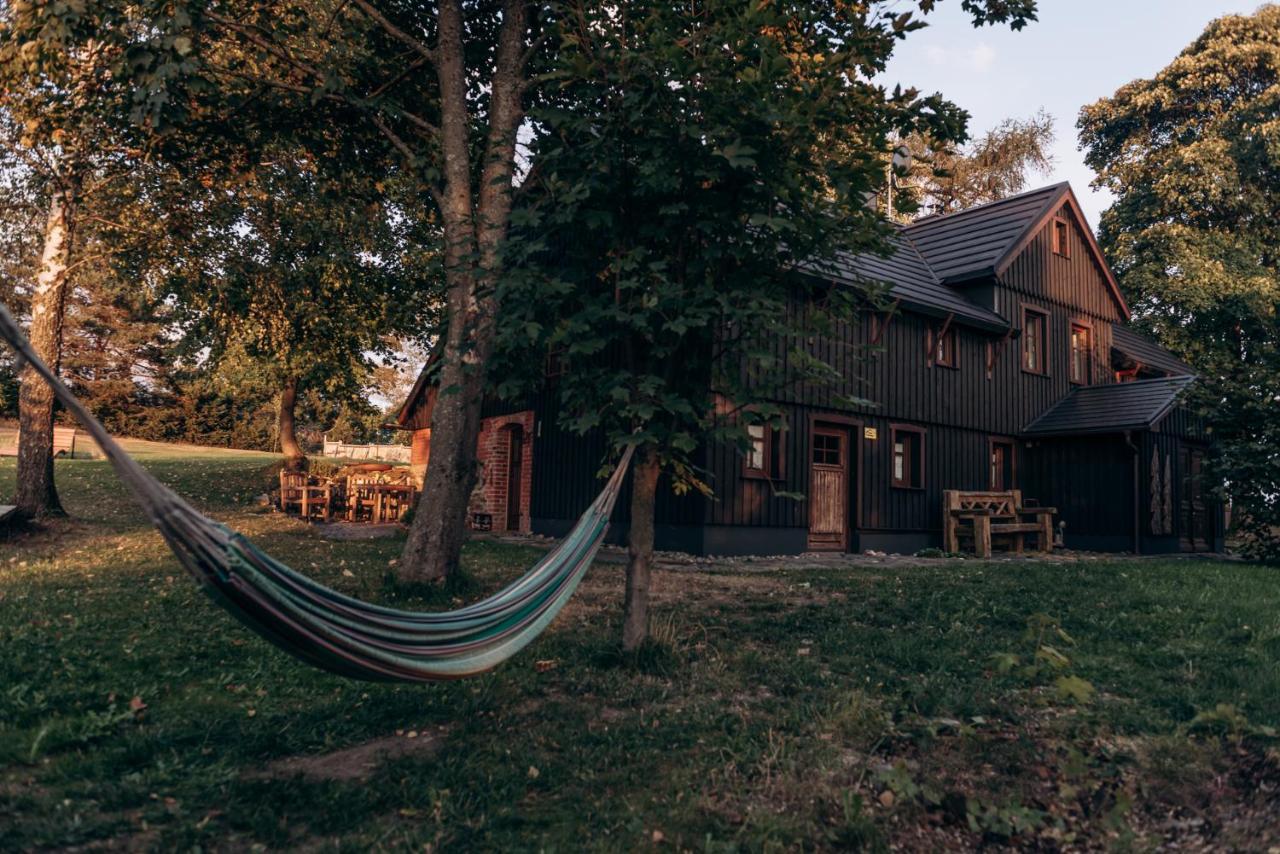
[990,613,1095,704]
[893,110,1055,219]
[500,0,1031,485]
[1,443,1277,849]
[1078,5,1280,562]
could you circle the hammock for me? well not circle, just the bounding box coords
[0,303,633,682]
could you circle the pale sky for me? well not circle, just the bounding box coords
[880,0,1262,231]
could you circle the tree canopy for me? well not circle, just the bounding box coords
[893,110,1055,219]
[1079,4,1280,560]
[500,0,1039,646]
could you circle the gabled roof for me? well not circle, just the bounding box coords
[818,231,1010,332]
[904,183,1068,283]
[393,345,443,427]
[1022,376,1195,437]
[1111,326,1194,377]
[903,183,1131,320]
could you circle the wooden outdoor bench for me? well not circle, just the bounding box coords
[0,425,80,458]
[943,489,1057,558]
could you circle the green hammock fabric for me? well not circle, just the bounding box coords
[0,303,633,682]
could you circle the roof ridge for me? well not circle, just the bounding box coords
[893,224,943,285]
[904,181,1070,228]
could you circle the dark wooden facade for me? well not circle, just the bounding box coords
[397,184,1223,555]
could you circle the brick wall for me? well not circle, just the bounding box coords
[410,411,534,532]
[409,428,431,487]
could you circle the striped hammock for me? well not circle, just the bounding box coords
[0,303,632,682]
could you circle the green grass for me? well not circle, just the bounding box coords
[1,442,1278,851]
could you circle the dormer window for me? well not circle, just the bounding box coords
[1052,218,1070,258]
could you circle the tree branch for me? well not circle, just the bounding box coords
[348,0,435,63]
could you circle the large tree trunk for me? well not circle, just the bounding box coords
[397,0,528,583]
[15,182,76,519]
[622,445,660,651]
[278,375,306,471]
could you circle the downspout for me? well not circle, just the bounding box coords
[1123,430,1141,554]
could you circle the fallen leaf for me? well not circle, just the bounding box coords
[534,659,558,673]
[651,829,665,843]
[129,696,147,713]
[878,790,895,808]
[527,765,540,780]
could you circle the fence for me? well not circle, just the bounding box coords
[321,436,412,464]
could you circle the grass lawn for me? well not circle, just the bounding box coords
[1,442,1278,851]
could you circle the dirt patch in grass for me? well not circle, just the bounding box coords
[249,728,449,783]
[312,522,404,541]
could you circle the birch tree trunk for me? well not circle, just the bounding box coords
[15,181,76,518]
[622,446,661,651]
[278,375,306,471]
[398,0,528,583]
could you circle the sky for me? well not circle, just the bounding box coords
[880,0,1262,231]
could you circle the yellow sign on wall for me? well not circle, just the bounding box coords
[864,427,878,441]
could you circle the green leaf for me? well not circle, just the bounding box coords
[1054,676,1095,705]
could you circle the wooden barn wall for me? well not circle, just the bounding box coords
[705,407,1010,537]
[526,392,706,528]
[997,203,1125,324]
[1145,407,1221,546]
[1022,436,1134,539]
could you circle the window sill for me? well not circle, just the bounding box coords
[742,470,780,482]
[890,484,925,491]
[1021,367,1050,378]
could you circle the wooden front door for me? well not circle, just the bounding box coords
[505,425,524,531]
[1180,446,1210,552]
[808,427,850,550]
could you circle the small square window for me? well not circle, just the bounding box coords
[891,426,924,489]
[812,433,841,466]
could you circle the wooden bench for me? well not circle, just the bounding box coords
[0,425,79,458]
[943,490,1056,558]
[279,471,335,523]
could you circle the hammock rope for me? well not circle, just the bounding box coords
[0,302,633,682]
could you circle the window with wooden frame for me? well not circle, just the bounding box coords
[931,324,957,369]
[989,438,1016,491]
[1069,323,1091,384]
[1052,218,1070,258]
[743,423,785,480]
[890,425,925,490]
[545,345,566,379]
[1022,307,1048,375]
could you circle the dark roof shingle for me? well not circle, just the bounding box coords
[816,231,1010,331]
[903,184,1068,283]
[1022,376,1195,437]
[1111,326,1194,377]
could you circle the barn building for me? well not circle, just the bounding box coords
[395,183,1222,556]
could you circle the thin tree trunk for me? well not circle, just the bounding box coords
[622,445,660,651]
[279,375,306,471]
[398,0,529,583]
[15,182,76,519]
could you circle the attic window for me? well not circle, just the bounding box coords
[1052,218,1070,258]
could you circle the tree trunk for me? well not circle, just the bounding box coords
[15,182,76,519]
[622,445,660,651]
[279,375,306,471]
[397,0,529,583]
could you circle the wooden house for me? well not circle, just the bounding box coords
[395,183,1222,555]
